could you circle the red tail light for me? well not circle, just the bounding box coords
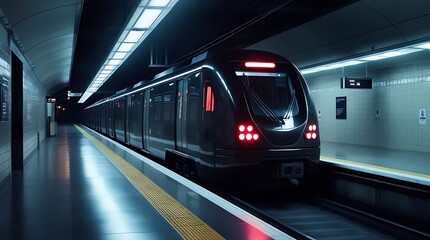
[238,124,259,142]
[305,124,318,140]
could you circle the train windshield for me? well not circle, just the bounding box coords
[236,71,299,125]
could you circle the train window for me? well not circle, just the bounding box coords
[188,74,201,122]
[237,71,299,119]
[154,96,162,103]
[163,92,173,121]
[163,93,172,102]
[204,85,214,112]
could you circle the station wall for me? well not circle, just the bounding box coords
[22,61,46,161]
[0,23,11,188]
[307,59,430,153]
[0,23,46,186]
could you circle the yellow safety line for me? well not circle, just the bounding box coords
[74,125,224,240]
[321,155,430,180]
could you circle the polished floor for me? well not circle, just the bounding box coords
[2,125,429,239]
[0,125,289,240]
[321,141,430,185]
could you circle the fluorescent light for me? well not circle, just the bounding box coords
[118,42,134,52]
[112,52,127,59]
[134,9,162,29]
[101,69,113,74]
[149,0,171,7]
[98,73,109,78]
[300,69,318,74]
[108,59,121,66]
[324,60,363,70]
[300,41,429,75]
[124,30,145,42]
[78,0,179,103]
[359,55,387,61]
[338,60,363,67]
[415,42,430,49]
[104,65,115,70]
[360,48,422,61]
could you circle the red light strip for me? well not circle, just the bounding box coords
[244,62,276,68]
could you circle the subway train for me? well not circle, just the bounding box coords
[84,50,320,184]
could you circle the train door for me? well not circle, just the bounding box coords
[143,90,150,152]
[186,73,201,156]
[175,78,187,152]
[108,101,114,137]
[125,95,131,144]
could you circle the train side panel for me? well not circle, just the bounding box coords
[128,91,144,149]
[114,97,126,142]
[148,81,175,159]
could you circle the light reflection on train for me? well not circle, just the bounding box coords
[84,50,320,185]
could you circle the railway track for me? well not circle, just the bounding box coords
[215,178,429,240]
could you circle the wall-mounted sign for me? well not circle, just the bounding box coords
[419,109,426,125]
[47,98,56,103]
[341,77,372,89]
[336,96,347,120]
[1,77,9,121]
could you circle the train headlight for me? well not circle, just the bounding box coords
[305,124,318,140]
[238,124,259,142]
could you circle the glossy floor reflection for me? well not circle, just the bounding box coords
[0,124,285,240]
[0,125,181,240]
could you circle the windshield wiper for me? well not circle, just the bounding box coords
[241,76,283,125]
[283,89,296,120]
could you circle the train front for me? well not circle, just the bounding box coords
[213,51,320,185]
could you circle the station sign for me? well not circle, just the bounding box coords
[336,96,347,120]
[47,97,56,103]
[341,77,372,89]
[419,109,426,125]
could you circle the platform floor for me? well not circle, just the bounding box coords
[321,141,430,185]
[0,124,289,240]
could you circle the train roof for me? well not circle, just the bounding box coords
[85,50,291,109]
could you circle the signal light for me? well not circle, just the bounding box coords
[244,62,276,68]
[238,124,259,142]
[305,124,318,140]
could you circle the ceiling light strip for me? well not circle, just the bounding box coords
[79,0,179,103]
[300,40,430,75]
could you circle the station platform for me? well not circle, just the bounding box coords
[0,124,290,240]
[320,141,430,186]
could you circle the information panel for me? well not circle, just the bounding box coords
[341,77,372,89]
[336,96,347,120]
[0,76,9,121]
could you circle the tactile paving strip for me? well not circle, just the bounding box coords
[75,125,224,240]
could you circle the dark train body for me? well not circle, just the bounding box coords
[84,50,320,184]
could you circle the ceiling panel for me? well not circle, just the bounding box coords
[248,0,430,68]
[0,0,82,94]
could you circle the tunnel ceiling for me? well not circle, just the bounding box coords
[0,0,83,94]
[15,0,430,106]
[0,0,356,103]
[67,0,357,105]
[248,0,430,69]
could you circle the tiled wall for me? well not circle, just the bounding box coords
[0,25,11,185]
[0,24,46,185]
[307,58,430,153]
[23,67,46,160]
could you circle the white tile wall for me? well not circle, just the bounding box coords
[0,25,11,184]
[0,24,46,185]
[23,69,46,160]
[307,58,430,153]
